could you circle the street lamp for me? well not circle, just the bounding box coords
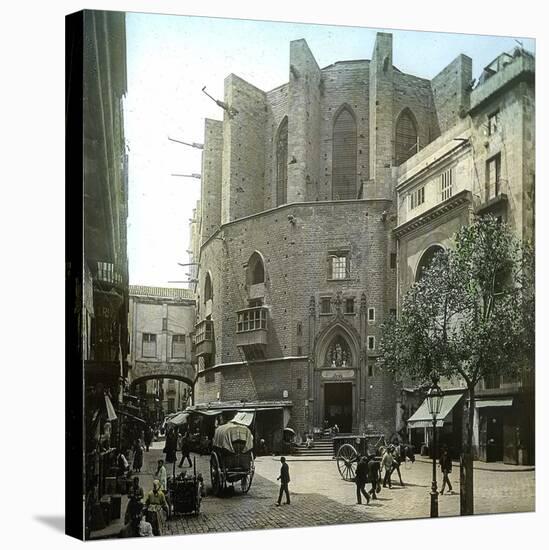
[426,378,444,518]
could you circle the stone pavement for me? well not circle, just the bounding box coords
[126,442,535,537]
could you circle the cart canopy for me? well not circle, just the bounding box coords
[167,412,189,427]
[213,422,254,453]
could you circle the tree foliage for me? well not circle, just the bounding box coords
[379,216,533,389]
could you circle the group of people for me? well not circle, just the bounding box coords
[354,443,453,505]
[119,460,170,537]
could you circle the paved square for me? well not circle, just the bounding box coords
[131,443,534,536]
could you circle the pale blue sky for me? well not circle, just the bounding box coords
[124,12,534,287]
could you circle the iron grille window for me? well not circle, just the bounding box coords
[345,298,355,314]
[237,307,267,333]
[320,297,331,314]
[440,168,454,202]
[395,110,418,165]
[409,186,425,210]
[142,333,157,358]
[486,154,501,200]
[276,117,288,206]
[172,334,186,358]
[368,336,375,350]
[368,308,375,322]
[297,378,302,390]
[329,252,350,280]
[332,107,357,200]
[195,320,213,344]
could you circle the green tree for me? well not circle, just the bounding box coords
[379,216,534,515]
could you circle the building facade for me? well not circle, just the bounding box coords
[395,47,535,463]
[66,10,129,537]
[191,33,534,455]
[128,285,196,421]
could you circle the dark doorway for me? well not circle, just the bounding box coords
[479,408,504,462]
[324,383,352,433]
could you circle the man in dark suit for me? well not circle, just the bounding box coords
[367,453,381,500]
[276,456,291,505]
[355,456,370,504]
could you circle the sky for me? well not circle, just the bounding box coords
[124,12,535,288]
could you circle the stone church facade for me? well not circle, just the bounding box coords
[190,32,535,452]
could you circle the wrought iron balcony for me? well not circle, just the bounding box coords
[236,306,268,347]
[194,319,214,357]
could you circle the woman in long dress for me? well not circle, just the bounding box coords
[133,439,144,472]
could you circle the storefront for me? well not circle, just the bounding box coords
[406,391,464,458]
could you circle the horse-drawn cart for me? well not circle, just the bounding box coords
[334,433,387,481]
[210,422,255,496]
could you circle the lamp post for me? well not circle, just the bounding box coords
[426,378,444,518]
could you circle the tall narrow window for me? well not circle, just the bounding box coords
[440,168,454,202]
[276,117,288,206]
[395,109,418,165]
[486,154,501,200]
[142,333,157,358]
[204,273,213,302]
[172,334,186,358]
[332,107,357,200]
[247,252,265,285]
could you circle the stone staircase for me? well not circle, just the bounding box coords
[292,436,335,457]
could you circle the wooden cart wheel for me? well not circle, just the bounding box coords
[241,460,255,493]
[337,443,359,482]
[210,451,222,496]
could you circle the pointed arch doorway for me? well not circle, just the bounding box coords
[313,321,361,434]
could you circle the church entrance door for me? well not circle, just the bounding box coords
[324,382,352,433]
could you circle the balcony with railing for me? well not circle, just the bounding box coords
[194,319,214,357]
[236,306,268,348]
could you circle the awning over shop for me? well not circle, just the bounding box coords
[407,392,464,429]
[105,394,118,421]
[167,412,189,426]
[231,411,255,427]
[117,410,146,424]
[475,398,513,408]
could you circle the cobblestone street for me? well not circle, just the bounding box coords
[132,443,535,536]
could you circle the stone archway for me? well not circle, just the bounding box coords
[313,321,361,433]
[130,361,197,389]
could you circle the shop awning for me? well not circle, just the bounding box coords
[407,393,464,429]
[117,410,146,424]
[105,394,118,421]
[231,411,255,426]
[167,412,189,426]
[475,398,513,408]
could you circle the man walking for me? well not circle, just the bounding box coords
[367,453,381,499]
[178,430,193,468]
[381,446,395,489]
[355,456,370,505]
[276,456,290,506]
[439,446,453,495]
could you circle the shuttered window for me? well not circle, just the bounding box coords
[172,334,186,358]
[276,117,288,206]
[142,333,157,358]
[332,108,357,200]
[395,110,418,165]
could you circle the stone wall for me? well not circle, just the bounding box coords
[431,54,472,135]
[201,118,223,242]
[221,74,267,223]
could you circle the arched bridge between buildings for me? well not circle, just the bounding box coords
[130,361,197,388]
